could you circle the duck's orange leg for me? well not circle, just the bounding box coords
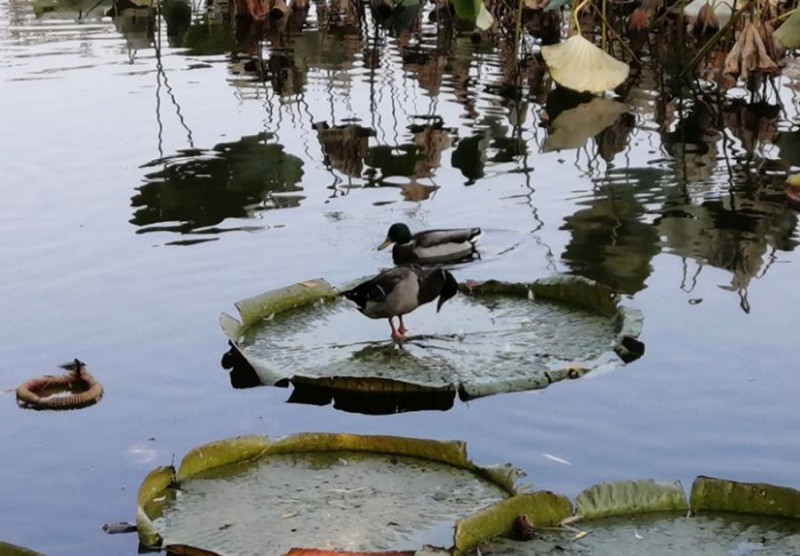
[398,315,407,336]
[389,317,405,340]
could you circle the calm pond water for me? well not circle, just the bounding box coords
[2,0,800,553]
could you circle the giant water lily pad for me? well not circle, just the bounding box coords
[219,275,643,408]
[476,477,800,555]
[136,433,572,555]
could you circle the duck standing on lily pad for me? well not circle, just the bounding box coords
[341,264,459,340]
[377,223,482,265]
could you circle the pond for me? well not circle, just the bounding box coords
[1,0,800,552]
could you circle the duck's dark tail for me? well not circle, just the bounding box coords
[436,270,459,312]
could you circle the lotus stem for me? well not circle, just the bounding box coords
[514,0,524,58]
[572,0,590,34]
[602,0,606,50]
[588,1,641,64]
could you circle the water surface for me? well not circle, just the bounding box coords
[2,0,800,553]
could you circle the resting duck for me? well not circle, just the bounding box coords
[341,264,459,340]
[377,223,482,265]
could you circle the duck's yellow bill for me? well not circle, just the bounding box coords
[376,238,393,250]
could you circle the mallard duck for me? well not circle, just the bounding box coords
[377,223,482,264]
[341,264,459,340]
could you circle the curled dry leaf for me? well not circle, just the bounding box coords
[628,7,649,32]
[541,35,630,93]
[724,21,779,80]
[692,2,719,37]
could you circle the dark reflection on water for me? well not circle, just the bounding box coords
[131,132,304,237]
[562,170,663,295]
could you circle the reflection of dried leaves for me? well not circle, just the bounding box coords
[412,125,452,177]
[596,113,636,162]
[724,21,779,80]
[314,122,375,177]
[544,98,628,152]
[723,100,779,153]
[401,182,439,201]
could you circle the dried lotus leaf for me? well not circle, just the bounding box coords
[541,35,630,93]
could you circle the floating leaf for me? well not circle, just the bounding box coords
[137,433,528,555]
[220,275,644,406]
[577,479,688,519]
[0,542,45,556]
[691,476,800,518]
[541,35,630,93]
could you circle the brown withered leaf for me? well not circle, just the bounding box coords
[693,2,719,37]
[628,7,649,32]
[724,21,779,80]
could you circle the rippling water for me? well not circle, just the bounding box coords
[2,0,800,552]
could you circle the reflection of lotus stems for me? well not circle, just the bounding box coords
[270,0,289,19]
[289,0,308,9]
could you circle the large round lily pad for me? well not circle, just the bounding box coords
[219,275,643,405]
[136,433,572,555]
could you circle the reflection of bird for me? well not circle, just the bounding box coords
[341,265,459,340]
[377,223,482,264]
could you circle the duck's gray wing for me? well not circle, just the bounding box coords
[413,228,481,247]
[366,266,416,301]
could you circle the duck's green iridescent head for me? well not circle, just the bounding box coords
[377,223,412,250]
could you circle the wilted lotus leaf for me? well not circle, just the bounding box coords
[724,20,779,80]
[543,97,629,152]
[541,35,630,94]
[136,433,573,555]
[220,275,644,403]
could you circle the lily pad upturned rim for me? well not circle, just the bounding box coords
[137,432,800,556]
[135,432,531,551]
[0,541,46,556]
[219,274,645,401]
